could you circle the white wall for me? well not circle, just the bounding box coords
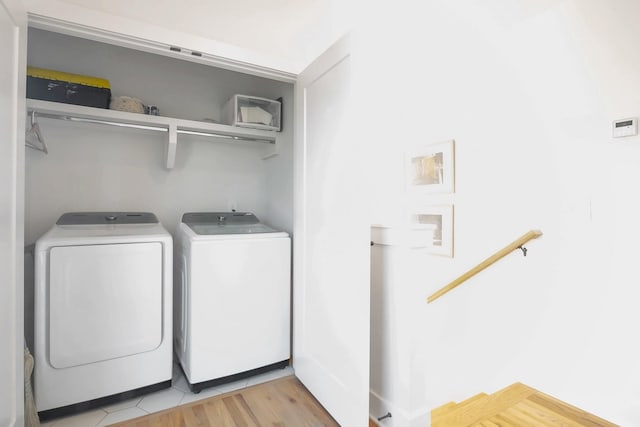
[366,1,640,425]
[24,28,293,347]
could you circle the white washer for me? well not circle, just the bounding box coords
[34,212,173,419]
[174,212,291,392]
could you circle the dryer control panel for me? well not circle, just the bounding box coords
[57,212,159,225]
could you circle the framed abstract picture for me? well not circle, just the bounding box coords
[409,205,454,257]
[406,139,455,194]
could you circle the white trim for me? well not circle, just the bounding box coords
[0,0,26,426]
[27,13,298,83]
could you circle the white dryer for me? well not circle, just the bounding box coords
[174,212,291,392]
[34,212,173,419]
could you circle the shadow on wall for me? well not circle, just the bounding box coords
[24,245,35,351]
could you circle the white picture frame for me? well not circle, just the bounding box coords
[406,139,455,194]
[409,205,454,257]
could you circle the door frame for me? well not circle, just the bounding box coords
[0,0,26,425]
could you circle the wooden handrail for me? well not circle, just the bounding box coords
[427,230,543,303]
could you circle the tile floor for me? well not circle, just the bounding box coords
[40,363,295,427]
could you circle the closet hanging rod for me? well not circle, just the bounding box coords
[33,113,169,132]
[176,129,273,143]
[30,111,275,144]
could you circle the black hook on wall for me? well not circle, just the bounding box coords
[377,412,392,421]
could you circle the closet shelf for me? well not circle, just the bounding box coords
[26,99,278,169]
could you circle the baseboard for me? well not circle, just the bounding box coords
[369,390,431,427]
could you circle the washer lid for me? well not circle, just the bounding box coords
[57,212,159,225]
[182,212,280,235]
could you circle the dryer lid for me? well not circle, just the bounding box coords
[56,212,159,225]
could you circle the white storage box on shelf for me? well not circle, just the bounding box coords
[223,94,281,131]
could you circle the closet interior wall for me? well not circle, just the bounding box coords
[24,27,294,349]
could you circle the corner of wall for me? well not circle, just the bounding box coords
[370,390,431,427]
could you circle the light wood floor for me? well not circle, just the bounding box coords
[432,382,618,427]
[108,375,338,427]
